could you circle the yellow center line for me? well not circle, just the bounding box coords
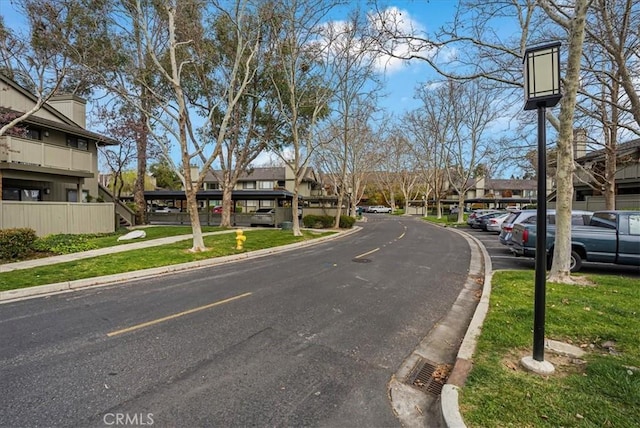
[107,292,253,337]
[354,248,380,259]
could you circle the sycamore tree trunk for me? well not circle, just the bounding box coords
[220,182,234,228]
[133,119,148,225]
[604,153,616,210]
[548,0,589,283]
[182,159,205,251]
[292,178,302,237]
[334,191,344,229]
[456,194,465,223]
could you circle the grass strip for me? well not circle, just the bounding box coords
[423,215,468,227]
[78,225,223,249]
[460,270,640,427]
[0,229,334,291]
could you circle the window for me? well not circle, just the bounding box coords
[629,215,640,236]
[243,181,256,189]
[2,188,20,200]
[258,181,274,190]
[571,214,591,225]
[590,212,617,229]
[67,136,89,150]
[1,188,40,201]
[67,189,90,202]
[205,183,220,190]
[21,189,40,201]
[25,128,42,140]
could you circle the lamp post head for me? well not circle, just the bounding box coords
[523,42,563,111]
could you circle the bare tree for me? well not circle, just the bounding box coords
[369,0,602,282]
[263,0,339,236]
[404,82,457,218]
[437,80,502,223]
[372,130,418,211]
[96,0,265,251]
[195,4,278,228]
[538,0,592,283]
[582,0,640,129]
[0,0,103,137]
[316,9,383,225]
[572,0,640,210]
[94,104,141,200]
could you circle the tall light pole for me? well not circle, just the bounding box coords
[521,42,562,375]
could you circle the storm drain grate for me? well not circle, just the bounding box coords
[406,358,448,396]
[351,258,372,263]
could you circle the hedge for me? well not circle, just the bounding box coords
[302,214,355,229]
[0,228,38,260]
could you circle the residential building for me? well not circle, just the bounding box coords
[567,131,640,210]
[0,74,121,235]
[144,164,332,225]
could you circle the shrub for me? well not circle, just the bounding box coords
[0,228,38,259]
[339,215,355,229]
[33,234,99,255]
[302,214,355,229]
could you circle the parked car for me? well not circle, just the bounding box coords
[154,205,181,213]
[467,209,501,226]
[510,210,640,272]
[471,211,506,230]
[485,212,510,233]
[250,208,276,227]
[367,205,393,213]
[499,209,593,246]
[211,205,223,214]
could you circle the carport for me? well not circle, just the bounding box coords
[143,189,299,226]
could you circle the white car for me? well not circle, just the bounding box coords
[485,212,510,233]
[367,205,392,213]
[154,206,181,213]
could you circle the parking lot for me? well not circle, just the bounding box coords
[463,227,640,278]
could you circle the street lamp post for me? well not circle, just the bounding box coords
[521,42,562,375]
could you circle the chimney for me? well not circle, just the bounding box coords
[49,94,87,128]
[573,128,587,159]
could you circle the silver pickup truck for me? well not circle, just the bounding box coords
[510,210,640,272]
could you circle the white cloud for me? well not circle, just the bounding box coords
[366,7,436,75]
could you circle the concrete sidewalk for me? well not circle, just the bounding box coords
[0,230,236,273]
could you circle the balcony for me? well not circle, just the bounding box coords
[0,135,93,173]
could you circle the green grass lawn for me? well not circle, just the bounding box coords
[0,229,334,291]
[460,270,640,427]
[80,225,224,249]
[423,214,469,227]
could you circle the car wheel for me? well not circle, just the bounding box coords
[570,250,583,272]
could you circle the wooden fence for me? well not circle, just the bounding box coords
[0,201,115,236]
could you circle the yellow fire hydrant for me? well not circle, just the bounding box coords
[235,229,246,250]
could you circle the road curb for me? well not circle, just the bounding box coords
[0,227,360,304]
[388,222,485,427]
[439,228,493,428]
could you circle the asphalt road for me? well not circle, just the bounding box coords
[0,215,471,427]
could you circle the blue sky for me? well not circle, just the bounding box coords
[365,1,459,115]
[1,0,482,168]
[0,0,456,116]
